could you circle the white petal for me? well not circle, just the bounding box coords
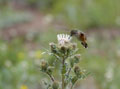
[57,35,59,40]
[60,34,62,39]
[57,34,71,45]
[62,34,64,38]
[66,34,68,38]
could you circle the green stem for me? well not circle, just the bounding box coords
[46,72,55,82]
[62,57,65,89]
[62,74,65,89]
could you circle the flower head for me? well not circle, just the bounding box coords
[74,66,81,75]
[52,81,59,89]
[57,34,72,46]
[41,61,48,72]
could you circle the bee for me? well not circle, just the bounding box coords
[70,30,88,48]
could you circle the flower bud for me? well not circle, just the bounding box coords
[60,46,66,54]
[49,42,55,47]
[66,48,71,56]
[52,81,59,89]
[74,54,81,63]
[71,43,77,50]
[49,42,57,53]
[41,61,48,72]
[47,66,53,75]
[74,54,81,59]
[74,66,81,76]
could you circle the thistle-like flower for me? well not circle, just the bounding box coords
[57,34,72,46]
[40,33,88,89]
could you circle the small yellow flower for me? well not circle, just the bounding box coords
[18,52,25,60]
[21,85,28,89]
[35,50,42,59]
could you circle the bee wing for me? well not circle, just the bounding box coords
[81,42,88,48]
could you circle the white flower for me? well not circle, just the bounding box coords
[57,34,72,46]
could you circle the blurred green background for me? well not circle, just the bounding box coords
[0,0,120,89]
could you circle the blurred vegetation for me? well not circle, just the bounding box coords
[1,0,120,29]
[0,29,120,89]
[42,0,118,29]
[0,8,32,29]
[51,0,120,29]
[0,0,120,89]
[0,38,41,89]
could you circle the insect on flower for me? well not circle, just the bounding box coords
[70,30,88,48]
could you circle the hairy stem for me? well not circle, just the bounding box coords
[46,72,55,82]
[62,73,65,89]
[62,57,65,89]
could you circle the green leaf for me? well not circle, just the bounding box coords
[71,76,78,85]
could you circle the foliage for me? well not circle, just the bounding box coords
[0,0,120,88]
[51,0,120,29]
[0,38,42,89]
[1,0,120,28]
[0,8,32,29]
